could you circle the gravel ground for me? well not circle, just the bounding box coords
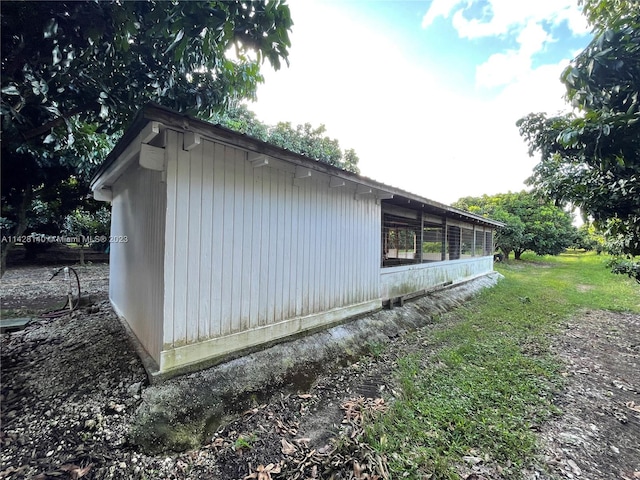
[1,264,639,479]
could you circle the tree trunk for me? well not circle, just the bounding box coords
[500,249,511,261]
[514,250,524,260]
[1,184,32,277]
[0,243,11,278]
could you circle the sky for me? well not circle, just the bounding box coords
[248,0,594,205]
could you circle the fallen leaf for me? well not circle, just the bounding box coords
[625,401,640,413]
[297,393,313,399]
[245,463,282,480]
[60,464,93,479]
[567,459,582,476]
[317,444,334,455]
[612,379,633,391]
[211,437,225,447]
[281,438,297,455]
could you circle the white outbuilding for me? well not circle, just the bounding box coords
[91,104,502,378]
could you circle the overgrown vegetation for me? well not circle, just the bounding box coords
[212,104,361,173]
[364,251,639,479]
[1,0,293,274]
[517,0,640,281]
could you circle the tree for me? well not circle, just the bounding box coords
[517,0,639,281]
[62,206,111,265]
[571,222,605,252]
[212,104,269,141]
[489,210,526,261]
[453,191,577,260]
[1,1,293,274]
[213,105,361,173]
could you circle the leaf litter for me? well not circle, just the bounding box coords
[1,265,639,479]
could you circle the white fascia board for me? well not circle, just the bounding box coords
[91,121,164,194]
[93,186,113,202]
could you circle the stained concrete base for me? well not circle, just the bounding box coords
[130,272,503,453]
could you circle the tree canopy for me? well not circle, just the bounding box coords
[2,1,292,145]
[516,0,639,280]
[1,1,293,273]
[453,192,577,260]
[213,105,361,173]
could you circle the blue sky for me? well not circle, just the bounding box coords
[249,0,593,204]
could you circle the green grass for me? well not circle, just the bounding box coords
[364,251,639,479]
[233,433,257,451]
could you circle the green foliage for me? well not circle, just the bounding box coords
[1,1,292,146]
[1,173,109,247]
[516,0,639,280]
[211,105,269,141]
[453,191,577,260]
[365,341,387,358]
[62,206,111,263]
[62,207,111,243]
[571,223,605,252]
[422,241,442,253]
[1,1,293,273]
[365,251,639,478]
[342,148,361,174]
[232,433,257,451]
[604,217,640,282]
[213,105,361,173]
[35,177,99,231]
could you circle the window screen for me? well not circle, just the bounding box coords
[382,214,421,267]
[474,229,485,256]
[422,223,444,261]
[461,226,474,258]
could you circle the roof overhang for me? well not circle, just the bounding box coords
[91,103,396,203]
[91,103,504,228]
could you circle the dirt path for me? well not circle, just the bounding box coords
[535,310,640,480]
[1,265,638,479]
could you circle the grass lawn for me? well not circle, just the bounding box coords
[363,251,640,479]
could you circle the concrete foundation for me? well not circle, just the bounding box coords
[129,272,502,453]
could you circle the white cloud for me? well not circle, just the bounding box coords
[433,0,589,39]
[421,0,465,28]
[476,51,524,88]
[251,1,581,205]
[422,0,589,91]
[476,20,553,88]
[517,20,553,55]
[497,60,571,117]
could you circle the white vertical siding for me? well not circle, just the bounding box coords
[187,141,203,344]
[162,135,381,352]
[198,140,214,341]
[110,162,166,364]
[173,136,191,346]
[210,143,226,337]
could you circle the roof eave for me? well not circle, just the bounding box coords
[91,103,504,228]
